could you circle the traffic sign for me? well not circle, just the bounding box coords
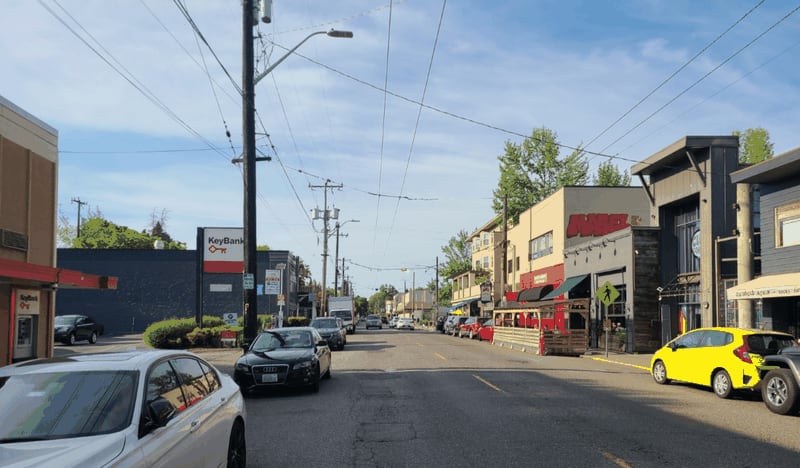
[243,273,254,290]
[597,281,620,307]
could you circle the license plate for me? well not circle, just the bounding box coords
[261,374,278,383]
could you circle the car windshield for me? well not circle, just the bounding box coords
[253,330,312,351]
[0,370,137,441]
[310,318,338,329]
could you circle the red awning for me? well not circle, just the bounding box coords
[0,257,117,290]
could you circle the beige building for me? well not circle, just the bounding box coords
[450,217,503,316]
[0,95,116,365]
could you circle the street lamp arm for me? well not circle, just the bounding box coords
[254,29,353,86]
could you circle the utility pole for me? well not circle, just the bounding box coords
[435,256,439,315]
[341,257,346,295]
[242,0,259,342]
[501,194,508,302]
[310,180,341,317]
[71,197,87,238]
[334,222,348,296]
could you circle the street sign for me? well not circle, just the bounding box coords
[277,294,286,306]
[597,281,620,307]
[264,269,280,295]
[222,312,238,325]
[243,273,254,290]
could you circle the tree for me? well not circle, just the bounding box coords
[493,127,589,224]
[368,284,397,315]
[71,215,186,249]
[593,159,631,186]
[733,128,774,164]
[440,229,472,279]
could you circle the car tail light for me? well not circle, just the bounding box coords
[733,340,752,364]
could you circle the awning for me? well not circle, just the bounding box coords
[450,298,478,311]
[726,272,800,300]
[541,275,589,301]
[517,284,554,302]
[0,257,118,290]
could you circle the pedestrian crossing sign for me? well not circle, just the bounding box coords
[597,281,620,307]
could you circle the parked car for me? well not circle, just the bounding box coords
[0,350,246,467]
[449,316,470,336]
[758,345,800,415]
[381,316,389,324]
[54,314,104,345]
[309,317,346,350]
[365,314,383,330]
[477,319,495,342]
[397,317,415,330]
[650,327,795,398]
[234,327,331,394]
[442,315,463,335]
[459,317,489,339]
[388,317,398,328]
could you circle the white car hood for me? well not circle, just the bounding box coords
[0,432,126,468]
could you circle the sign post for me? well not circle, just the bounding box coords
[597,282,620,358]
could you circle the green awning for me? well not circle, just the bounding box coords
[541,275,589,300]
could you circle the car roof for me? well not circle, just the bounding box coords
[0,350,200,376]
[688,327,794,336]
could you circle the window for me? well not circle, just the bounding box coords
[171,358,211,406]
[475,260,481,270]
[146,361,185,417]
[483,233,489,247]
[515,256,520,269]
[675,205,700,274]
[776,202,800,248]
[529,232,553,260]
[483,256,489,269]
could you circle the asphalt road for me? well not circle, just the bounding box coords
[55,328,800,467]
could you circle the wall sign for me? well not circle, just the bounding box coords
[566,213,633,238]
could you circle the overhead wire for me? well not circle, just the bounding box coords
[583,0,766,155]
[374,0,394,249]
[40,0,231,162]
[383,0,447,257]
[597,4,800,156]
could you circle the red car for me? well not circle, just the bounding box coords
[459,317,490,339]
[477,319,494,342]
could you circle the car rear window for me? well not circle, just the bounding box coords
[746,334,796,354]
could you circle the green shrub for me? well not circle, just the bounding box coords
[144,316,241,349]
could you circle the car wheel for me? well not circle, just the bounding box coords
[652,360,670,385]
[762,369,800,415]
[323,365,332,380]
[226,419,247,468]
[88,331,98,344]
[713,369,733,399]
[68,333,76,346]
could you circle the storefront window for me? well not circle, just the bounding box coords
[529,231,553,260]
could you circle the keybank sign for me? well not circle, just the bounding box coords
[202,228,244,273]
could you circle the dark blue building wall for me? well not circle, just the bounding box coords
[57,249,298,335]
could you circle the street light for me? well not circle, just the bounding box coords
[334,219,359,296]
[241,0,352,342]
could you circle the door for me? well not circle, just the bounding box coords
[13,316,34,360]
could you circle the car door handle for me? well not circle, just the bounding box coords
[189,420,200,433]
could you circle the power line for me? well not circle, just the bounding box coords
[374,0,394,249]
[598,3,800,155]
[583,0,766,154]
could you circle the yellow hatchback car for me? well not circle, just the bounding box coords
[650,327,796,398]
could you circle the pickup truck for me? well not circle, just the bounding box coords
[758,345,800,415]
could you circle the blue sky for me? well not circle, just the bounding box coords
[2,1,798,296]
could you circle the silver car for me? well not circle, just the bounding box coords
[0,350,246,467]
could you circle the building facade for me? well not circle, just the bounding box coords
[0,95,116,364]
[631,136,741,336]
[728,147,800,336]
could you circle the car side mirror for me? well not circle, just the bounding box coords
[240,341,251,352]
[317,340,328,348]
[141,397,175,436]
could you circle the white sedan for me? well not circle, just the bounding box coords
[0,350,246,467]
[396,317,415,330]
